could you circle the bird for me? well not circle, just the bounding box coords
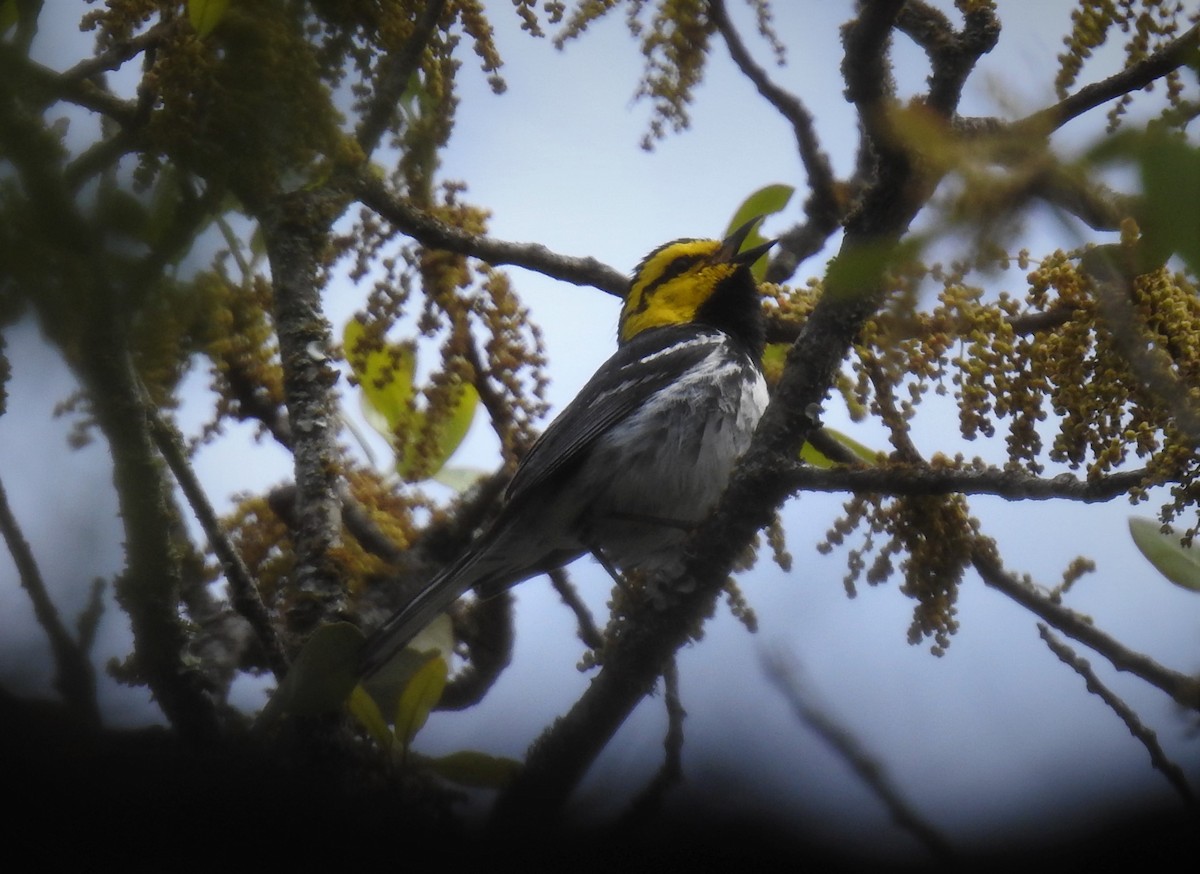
[359,217,774,677]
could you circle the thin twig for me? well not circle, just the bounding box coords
[708,0,841,239]
[356,0,449,158]
[762,649,955,862]
[973,546,1200,710]
[1038,624,1196,807]
[145,403,289,679]
[619,658,686,823]
[782,462,1152,503]
[548,567,603,651]
[1015,22,1200,136]
[0,475,100,725]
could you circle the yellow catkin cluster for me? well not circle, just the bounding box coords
[633,0,714,148]
[150,7,345,204]
[196,272,286,443]
[555,0,720,147]
[820,234,1200,649]
[818,490,971,656]
[474,266,551,458]
[223,496,295,606]
[222,464,425,613]
[555,0,627,46]
[80,0,164,48]
[1055,0,1192,130]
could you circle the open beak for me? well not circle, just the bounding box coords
[716,215,777,267]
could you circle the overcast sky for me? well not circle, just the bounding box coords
[1,1,1197,862]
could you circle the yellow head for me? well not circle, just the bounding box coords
[619,217,775,348]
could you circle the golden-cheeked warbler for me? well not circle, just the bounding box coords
[360,218,775,676]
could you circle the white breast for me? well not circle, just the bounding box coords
[580,338,768,572]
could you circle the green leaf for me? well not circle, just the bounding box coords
[725,184,795,280]
[1086,129,1200,275]
[343,318,479,482]
[825,235,925,301]
[344,318,416,436]
[761,342,788,387]
[359,613,454,724]
[395,378,478,482]
[1128,517,1200,593]
[348,684,393,750]
[1137,133,1200,276]
[800,427,878,468]
[255,622,365,732]
[424,750,522,789]
[432,465,489,493]
[395,654,449,747]
[188,0,231,38]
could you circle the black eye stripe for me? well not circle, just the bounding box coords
[637,254,702,301]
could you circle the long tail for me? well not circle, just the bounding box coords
[358,555,478,679]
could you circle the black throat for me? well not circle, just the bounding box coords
[693,266,766,360]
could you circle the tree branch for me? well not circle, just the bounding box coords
[146,404,289,680]
[1038,625,1196,807]
[896,0,999,116]
[1014,22,1200,137]
[973,546,1200,710]
[85,337,223,740]
[61,19,171,82]
[0,46,139,126]
[259,190,351,637]
[353,173,628,296]
[781,462,1152,503]
[355,0,449,158]
[0,474,100,726]
[708,0,842,274]
[763,650,955,862]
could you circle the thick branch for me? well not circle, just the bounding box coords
[62,20,170,82]
[260,191,350,637]
[84,337,223,740]
[0,46,139,126]
[896,0,999,115]
[0,88,219,739]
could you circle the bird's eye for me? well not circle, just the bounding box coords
[655,254,700,285]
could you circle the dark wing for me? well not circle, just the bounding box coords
[505,324,722,504]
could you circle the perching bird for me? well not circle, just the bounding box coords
[359,218,773,677]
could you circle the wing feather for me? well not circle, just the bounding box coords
[505,325,723,504]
